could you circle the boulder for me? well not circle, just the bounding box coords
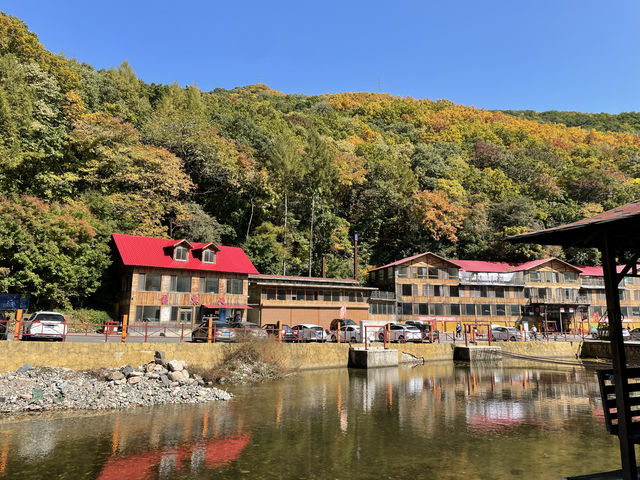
[120,365,133,377]
[108,371,125,381]
[16,364,32,374]
[154,351,165,365]
[128,377,141,385]
[160,375,171,387]
[128,371,143,378]
[168,371,183,382]
[167,360,183,372]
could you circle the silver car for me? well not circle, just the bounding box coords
[22,311,67,341]
[378,323,422,343]
[330,325,376,343]
[491,326,528,342]
[289,324,327,343]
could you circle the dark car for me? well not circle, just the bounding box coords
[329,318,356,332]
[191,320,236,343]
[630,328,640,341]
[0,314,7,340]
[405,320,439,342]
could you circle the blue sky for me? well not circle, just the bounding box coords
[3,0,639,112]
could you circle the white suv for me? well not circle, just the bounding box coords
[22,311,67,341]
[491,326,528,342]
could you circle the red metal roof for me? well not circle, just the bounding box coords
[577,265,630,276]
[250,273,359,283]
[112,233,259,274]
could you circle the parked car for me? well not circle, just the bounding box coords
[593,323,630,341]
[630,328,640,340]
[0,314,7,340]
[262,323,292,338]
[329,318,356,332]
[491,326,528,342]
[404,320,439,342]
[191,320,236,343]
[22,311,67,341]
[330,325,375,343]
[288,324,327,343]
[228,321,267,339]
[377,323,422,343]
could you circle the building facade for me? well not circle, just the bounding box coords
[247,274,376,330]
[368,252,640,332]
[112,234,258,325]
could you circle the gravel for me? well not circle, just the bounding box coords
[0,359,233,414]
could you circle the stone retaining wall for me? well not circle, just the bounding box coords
[580,340,640,364]
[0,340,581,373]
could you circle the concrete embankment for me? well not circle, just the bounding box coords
[580,340,640,363]
[0,340,582,373]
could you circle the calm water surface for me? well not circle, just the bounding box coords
[0,361,624,479]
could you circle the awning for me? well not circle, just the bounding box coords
[203,304,252,310]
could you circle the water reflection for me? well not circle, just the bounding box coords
[0,361,621,480]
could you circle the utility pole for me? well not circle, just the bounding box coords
[354,233,358,281]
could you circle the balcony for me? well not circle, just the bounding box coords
[458,271,525,287]
[370,291,396,301]
[527,295,590,305]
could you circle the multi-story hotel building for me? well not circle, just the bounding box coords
[112,233,258,325]
[368,252,640,332]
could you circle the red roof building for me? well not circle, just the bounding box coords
[112,234,258,326]
[367,252,640,333]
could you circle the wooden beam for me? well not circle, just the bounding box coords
[601,236,638,480]
[616,250,640,284]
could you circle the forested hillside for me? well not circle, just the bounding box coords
[2,12,640,309]
[501,110,640,135]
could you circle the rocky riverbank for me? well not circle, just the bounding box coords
[0,352,232,414]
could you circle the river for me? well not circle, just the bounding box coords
[0,361,620,479]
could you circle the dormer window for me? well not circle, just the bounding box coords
[203,249,216,263]
[174,246,188,261]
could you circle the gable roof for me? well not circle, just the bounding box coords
[112,233,258,274]
[368,252,460,272]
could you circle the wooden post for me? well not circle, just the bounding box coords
[322,257,326,278]
[601,237,637,480]
[207,317,213,344]
[353,234,358,281]
[13,309,22,341]
[121,315,128,343]
[337,321,341,344]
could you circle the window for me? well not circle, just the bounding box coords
[428,267,439,279]
[564,272,577,283]
[416,267,427,278]
[370,304,378,314]
[202,249,216,263]
[174,246,188,261]
[449,285,459,297]
[266,289,276,300]
[448,268,459,279]
[494,304,505,316]
[170,275,191,293]
[465,304,476,316]
[306,290,316,301]
[418,303,428,315]
[348,291,356,302]
[200,277,219,294]
[277,288,287,300]
[429,303,444,316]
[402,303,413,315]
[481,304,491,316]
[136,306,160,322]
[450,304,460,316]
[402,284,413,297]
[510,305,520,316]
[227,279,243,295]
[332,290,341,302]
[529,271,540,282]
[397,266,409,278]
[494,287,504,298]
[479,286,489,298]
[621,307,629,318]
[323,290,331,302]
[138,273,161,292]
[633,306,640,317]
[292,290,304,301]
